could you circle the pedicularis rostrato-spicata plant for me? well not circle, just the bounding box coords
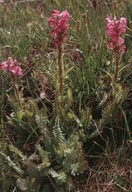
[48,10,70,117]
[96,16,127,131]
[106,16,127,96]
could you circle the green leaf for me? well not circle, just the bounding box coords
[0,152,24,175]
[67,87,73,105]
[68,109,83,127]
[25,109,34,117]
[53,117,65,142]
[49,169,66,184]
[35,144,50,169]
[9,144,26,160]
[16,110,24,121]
[63,66,74,78]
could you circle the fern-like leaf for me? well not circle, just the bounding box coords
[53,116,65,142]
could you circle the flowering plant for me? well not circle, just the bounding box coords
[106,16,127,96]
[48,10,70,116]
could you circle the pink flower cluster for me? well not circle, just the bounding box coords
[0,57,23,76]
[106,16,126,53]
[48,10,70,47]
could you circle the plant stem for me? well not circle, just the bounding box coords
[113,51,120,97]
[58,46,63,106]
[12,75,21,108]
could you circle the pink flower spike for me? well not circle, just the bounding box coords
[0,57,23,76]
[48,9,70,47]
[106,16,126,53]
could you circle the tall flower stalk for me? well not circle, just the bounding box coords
[106,16,126,96]
[48,10,70,108]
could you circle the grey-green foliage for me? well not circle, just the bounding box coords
[53,116,65,142]
[0,136,88,191]
[57,134,88,175]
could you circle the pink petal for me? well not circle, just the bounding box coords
[60,10,70,20]
[52,10,60,18]
[120,17,126,26]
[118,37,124,46]
[16,66,23,76]
[108,40,114,49]
[0,61,8,70]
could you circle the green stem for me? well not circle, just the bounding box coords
[58,46,63,106]
[113,51,120,97]
[12,75,21,108]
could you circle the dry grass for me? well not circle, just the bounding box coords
[74,145,132,192]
